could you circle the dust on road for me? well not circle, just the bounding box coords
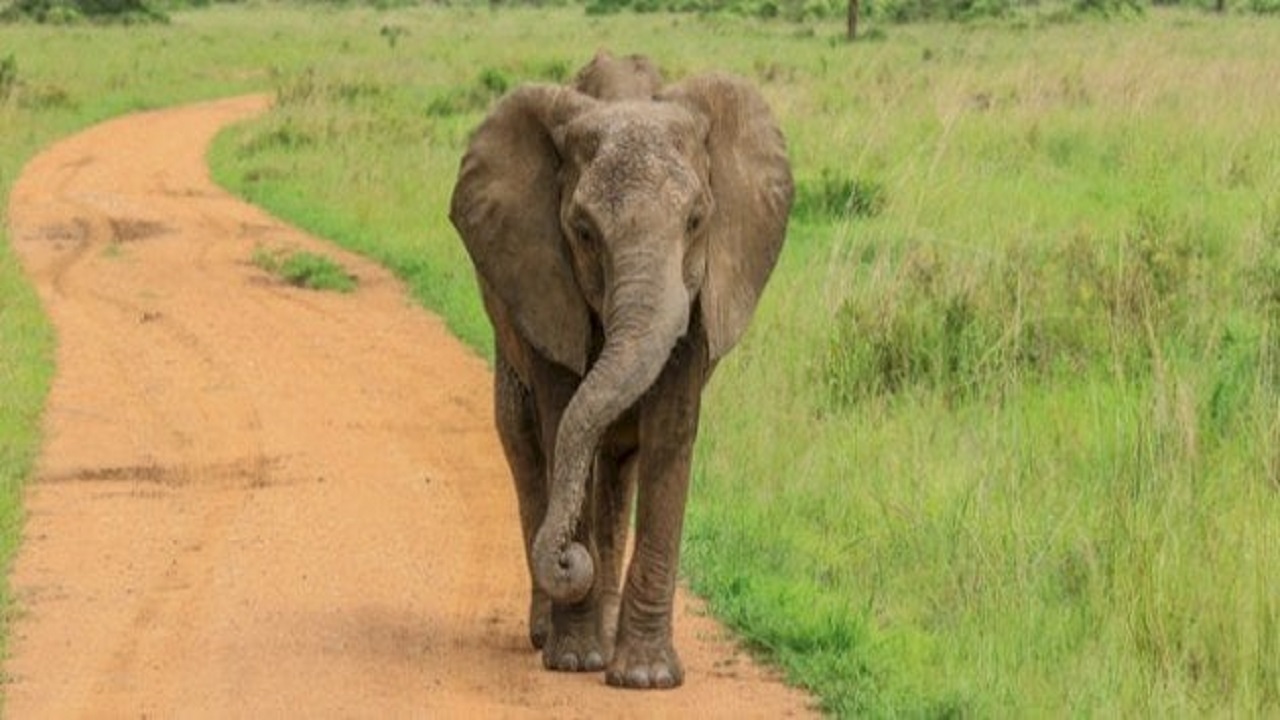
[3,96,816,717]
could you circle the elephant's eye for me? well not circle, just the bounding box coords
[686,212,703,235]
[575,223,594,245]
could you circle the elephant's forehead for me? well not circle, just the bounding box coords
[566,104,705,218]
[579,145,700,217]
[576,102,698,147]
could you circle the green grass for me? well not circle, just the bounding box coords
[687,16,1280,715]
[4,4,1280,716]
[251,245,357,293]
[0,238,51,670]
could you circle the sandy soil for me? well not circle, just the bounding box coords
[2,96,816,718]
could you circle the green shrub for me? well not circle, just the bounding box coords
[426,63,570,117]
[1073,0,1146,14]
[252,247,357,293]
[0,53,16,102]
[795,170,887,222]
[379,24,408,48]
[1,0,168,23]
[426,67,511,117]
[820,245,1015,408]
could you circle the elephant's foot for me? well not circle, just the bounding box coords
[528,590,551,650]
[605,635,684,689]
[541,603,606,672]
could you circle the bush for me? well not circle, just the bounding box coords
[795,169,887,222]
[1072,0,1146,16]
[0,54,16,102]
[585,0,844,19]
[820,245,1016,408]
[426,63,569,117]
[503,0,1280,20]
[1,0,168,23]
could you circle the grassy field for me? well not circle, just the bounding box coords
[5,4,1280,716]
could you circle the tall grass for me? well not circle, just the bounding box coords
[689,15,1280,715]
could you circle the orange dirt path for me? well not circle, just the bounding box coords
[3,95,816,718]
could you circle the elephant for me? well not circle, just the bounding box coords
[571,50,663,101]
[449,51,793,689]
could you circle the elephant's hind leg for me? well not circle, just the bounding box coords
[594,440,638,662]
[493,353,552,649]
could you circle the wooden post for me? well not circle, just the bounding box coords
[847,0,859,41]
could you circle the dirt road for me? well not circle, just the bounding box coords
[3,96,815,718]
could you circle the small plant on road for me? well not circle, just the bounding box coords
[252,246,357,293]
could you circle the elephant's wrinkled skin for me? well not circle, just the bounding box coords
[449,52,794,689]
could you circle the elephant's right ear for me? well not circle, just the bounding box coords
[450,86,597,376]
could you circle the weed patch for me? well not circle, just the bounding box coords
[252,246,356,293]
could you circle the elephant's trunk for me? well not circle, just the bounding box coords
[532,257,690,604]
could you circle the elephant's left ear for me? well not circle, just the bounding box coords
[660,73,794,361]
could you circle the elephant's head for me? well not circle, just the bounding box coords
[450,70,793,604]
[572,50,664,101]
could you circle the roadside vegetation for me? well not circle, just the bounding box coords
[252,245,358,292]
[4,2,1279,716]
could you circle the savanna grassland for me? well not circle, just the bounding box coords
[5,3,1280,716]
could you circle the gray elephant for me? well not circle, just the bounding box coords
[449,52,793,689]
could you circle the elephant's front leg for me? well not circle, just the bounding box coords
[536,368,612,673]
[493,342,588,654]
[543,438,635,672]
[606,336,708,689]
[543,521,609,672]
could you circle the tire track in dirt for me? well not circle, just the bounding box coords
[3,96,816,717]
